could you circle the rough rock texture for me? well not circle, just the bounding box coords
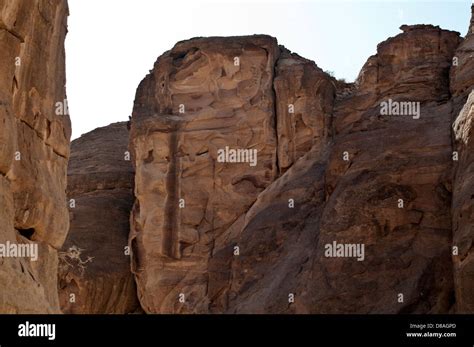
[302,26,459,313]
[58,122,140,314]
[0,0,70,313]
[217,25,461,314]
[129,36,335,313]
[274,48,334,173]
[450,6,474,97]
[452,91,474,313]
[130,21,474,313]
[129,36,280,313]
[451,11,474,312]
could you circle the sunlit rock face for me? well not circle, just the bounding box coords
[129,35,335,313]
[0,2,465,314]
[128,22,474,314]
[452,90,474,313]
[0,0,70,313]
[450,9,474,311]
[220,25,460,314]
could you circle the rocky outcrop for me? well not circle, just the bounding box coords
[58,122,140,314]
[129,20,474,313]
[0,0,70,313]
[452,91,474,313]
[274,48,334,173]
[450,5,474,97]
[129,36,335,313]
[216,25,460,314]
[305,25,459,313]
[451,10,474,312]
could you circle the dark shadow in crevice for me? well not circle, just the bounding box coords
[17,228,35,240]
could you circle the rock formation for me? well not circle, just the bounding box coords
[2,0,472,315]
[219,24,459,314]
[0,0,70,313]
[129,36,336,312]
[452,90,474,313]
[129,19,473,313]
[58,122,140,313]
[451,9,474,312]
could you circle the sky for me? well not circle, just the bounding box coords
[66,0,472,139]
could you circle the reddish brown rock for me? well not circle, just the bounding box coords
[129,36,335,313]
[129,24,469,314]
[450,7,474,313]
[450,5,474,97]
[274,48,335,173]
[58,122,140,314]
[452,91,474,313]
[0,0,70,313]
[130,36,280,313]
[227,25,459,314]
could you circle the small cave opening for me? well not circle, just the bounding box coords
[16,228,35,240]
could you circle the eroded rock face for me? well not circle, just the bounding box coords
[58,122,140,314]
[450,5,474,97]
[274,48,334,173]
[219,26,460,314]
[0,0,70,313]
[129,36,280,313]
[129,36,335,313]
[358,25,459,101]
[452,92,474,313]
[129,23,474,313]
[449,5,474,314]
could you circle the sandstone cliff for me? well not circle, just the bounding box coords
[0,0,70,313]
[2,0,471,315]
[128,19,473,313]
[129,36,337,312]
[58,122,140,314]
[451,9,474,312]
[227,26,459,312]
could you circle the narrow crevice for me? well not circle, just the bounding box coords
[162,125,180,259]
[18,118,68,159]
[0,25,25,43]
[272,48,282,176]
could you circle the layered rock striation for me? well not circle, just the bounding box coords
[129,19,474,313]
[2,0,472,315]
[129,36,335,312]
[58,122,140,314]
[451,8,474,312]
[0,0,70,313]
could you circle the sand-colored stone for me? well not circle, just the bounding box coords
[0,0,70,313]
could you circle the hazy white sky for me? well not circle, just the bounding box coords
[66,0,471,139]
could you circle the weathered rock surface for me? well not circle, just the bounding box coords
[129,35,335,313]
[217,25,460,314]
[0,0,70,313]
[450,12,474,311]
[58,122,140,314]
[129,36,279,313]
[274,48,334,173]
[452,90,474,313]
[450,5,474,97]
[129,20,474,313]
